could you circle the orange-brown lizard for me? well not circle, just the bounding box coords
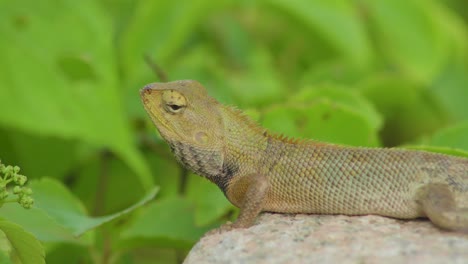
[140,80,468,232]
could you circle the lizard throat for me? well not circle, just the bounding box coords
[168,140,235,193]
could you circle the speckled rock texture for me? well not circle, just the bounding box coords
[184,213,468,264]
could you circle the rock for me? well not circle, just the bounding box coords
[184,213,468,264]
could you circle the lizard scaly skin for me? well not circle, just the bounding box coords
[140,80,468,232]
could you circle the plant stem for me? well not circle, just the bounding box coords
[93,150,111,216]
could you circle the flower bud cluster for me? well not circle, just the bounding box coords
[0,160,34,209]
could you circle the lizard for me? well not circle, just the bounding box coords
[140,79,468,232]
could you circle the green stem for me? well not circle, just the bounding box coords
[0,198,19,208]
[2,198,18,203]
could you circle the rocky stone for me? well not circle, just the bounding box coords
[184,213,468,264]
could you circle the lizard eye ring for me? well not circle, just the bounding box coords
[162,90,187,114]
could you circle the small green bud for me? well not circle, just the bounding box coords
[23,187,32,195]
[13,166,20,174]
[4,166,13,176]
[0,190,9,199]
[13,175,27,186]
[13,186,21,194]
[20,196,34,209]
[19,175,27,186]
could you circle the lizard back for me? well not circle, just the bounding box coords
[255,138,468,218]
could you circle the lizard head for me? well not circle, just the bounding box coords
[140,80,225,146]
[140,80,226,180]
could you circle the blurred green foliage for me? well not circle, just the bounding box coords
[0,0,468,263]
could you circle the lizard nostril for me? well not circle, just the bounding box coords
[143,84,153,90]
[140,84,154,95]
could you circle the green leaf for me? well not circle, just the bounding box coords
[0,130,79,180]
[30,178,158,236]
[72,155,148,215]
[120,247,181,264]
[145,152,181,199]
[0,219,45,264]
[299,60,369,87]
[167,45,235,106]
[0,231,14,264]
[0,205,88,244]
[0,0,153,190]
[364,0,457,82]
[0,176,158,244]
[261,85,382,147]
[0,249,12,264]
[401,121,468,158]
[226,48,285,106]
[43,243,92,264]
[186,173,234,226]
[120,196,211,249]
[119,0,231,90]
[264,0,373,68]
[430,63,468,120]
[401,145,468,158]
[360,75,448,146]
[418,121,468,152]
[262,103,379,147]
[291,84,382,132]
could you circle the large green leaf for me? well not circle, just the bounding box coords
[0,178,158,242]
[263,0,373,68]
[291,84,382,132]
[430,62,468,120]
[261,104,379,147]
[401,117,468,158]
[419,121,468,151]
[402,145,468,158]
[145,152,181,199]
[0,205,87,244]
[186,173,234,226]
[0,0,152,189]
[261,85,382,147]
[364,0,465,83]
[0,219,45,264]
[0,130,79,180]
[360,75,449,146]
[226,48,285,106]
[72,154,149,215]
[31,178,158,236]
[0,249,13,264]
[120,196,211,249]
[119,0,231,90]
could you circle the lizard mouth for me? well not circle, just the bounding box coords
[140,87,176,138]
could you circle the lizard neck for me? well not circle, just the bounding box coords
[223,106,268,156]
[168,106,268,195]
[214,107,268,191]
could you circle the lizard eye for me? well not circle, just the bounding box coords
[167,104,183,112]
[161,90,187,114]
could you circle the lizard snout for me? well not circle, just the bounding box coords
[140,83,156,96]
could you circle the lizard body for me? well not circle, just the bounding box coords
[141,80,468,232]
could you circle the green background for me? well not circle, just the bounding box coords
[1,0,468,263]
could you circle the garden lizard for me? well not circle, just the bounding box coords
[140,80,468,232]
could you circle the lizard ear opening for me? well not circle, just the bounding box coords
[162,90,187,114]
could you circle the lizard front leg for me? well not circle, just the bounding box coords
[227,173,269,228]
